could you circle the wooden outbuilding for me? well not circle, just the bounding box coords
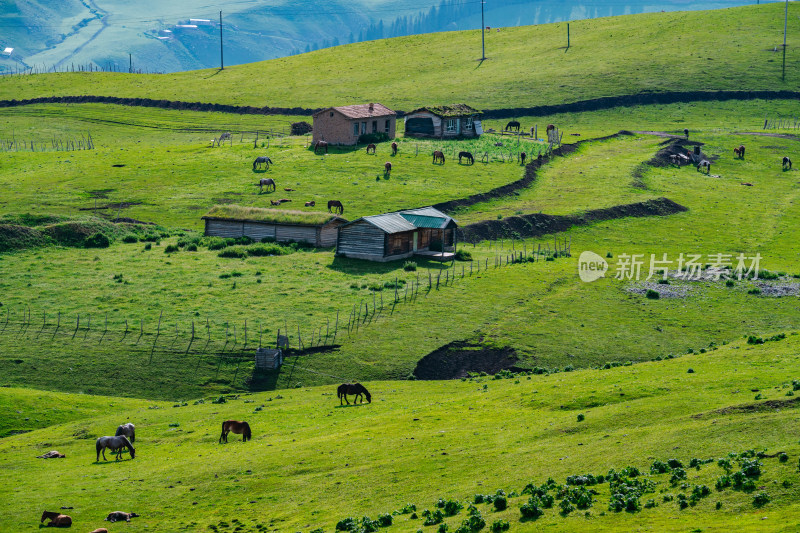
[336,207,458,262]
[202,205,347,247]
[312,103,397,145]
[404,104,482,139]
[255,348,283,370]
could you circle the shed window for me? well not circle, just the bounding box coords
[353,122,359,136]
[384,119,390,133]
[446,119,457,132]
[361,122,367,135]
[330,111,334,117]
[465,117,473,130]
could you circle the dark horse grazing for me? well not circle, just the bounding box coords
[384,162,392,175]
[783,156,792,170]
[733,145,745,159]
[684,128,690,139]
[115,422,135,443]
[432,150,445,164]
[219,420,251,443]
[520,152,527,165]
[257,178,276,193]
[41,511,72,528]
[366,143,377,154]
[328,200,344,215]
[458,151,474,165]
[314,141,329,154]
[338,383,372,405]
[391,142,398,156]
[505,120,521,132]
[96,435,135,462]
[253,156,273,170]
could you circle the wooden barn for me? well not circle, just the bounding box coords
[404,104,482,139]
[336,207,458,262]
[312,103,397,146]
[202,205,347,247]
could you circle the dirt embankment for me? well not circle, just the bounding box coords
[1,90,799,118]
[413,341,519,380]
[457,197,687,242]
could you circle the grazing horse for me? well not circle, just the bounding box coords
[219,420,251,443]
[41,511,72,528]
[384,162,392,175]
[505,120,520,132]
[697,160,711,174]
[96,435,135,462]
[258,178,276,193]
[391,142,398,156]
[520,152,527,166]
[783,156,792,170]
[253,156,273,170]
[733,145,745,159]
[684,128,689,139]
[458,151,474,165]
[115,422,135,443]
[337,383,372,405]
[305,201,316,207]
[105,511,140,523]
[216,132,232,146]
[366,143,377,154]
[546,124,555,133]
[314,141,329,154]
[328,200,344,215]
[432,150,445,164]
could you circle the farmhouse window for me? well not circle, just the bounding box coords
[353,122,359,136]
[446,119,457,132]
[372,120,378,133]
[384,119,390,133]
[330,111,334,117]
[361,122,367,135]
[465,117,473,130]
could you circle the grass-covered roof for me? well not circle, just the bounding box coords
[408,104,481,117]
[202,205,343,226]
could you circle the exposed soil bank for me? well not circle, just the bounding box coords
[1,90,798,117]
[413,341,519,380]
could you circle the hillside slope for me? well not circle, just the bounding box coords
[1,335,800,531]
[0,4,796,110]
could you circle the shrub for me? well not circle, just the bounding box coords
[358,132,390,144]
[687,368,695,374]
[247,243,291,256]
[520,497,544,519]
[403,261,417,271]
[753,492,771,507]
[716,501,722,510]
[657,278,670,285]
[793,379,800,391]
[740,458,762,478]
[493,495,507,511]
[440,499,463,517]
[206,237,233,250]
[644,499,657,509]
[559,498,575,515]
[164,244,179,254]
[577,413,585,422]
[670,469,687,485]
[455,249,472,261]
[779,453,789,463]
[84,232,110,248]
[143,243,152,251]
[218,246,248,259]
[718,458,733,471]
[645,289,660,299]
[490,519,510,532]
[335,518,356,531]
[422,509,444,526]
[394,504,416,515]
[725,279,735,287]
[748,287,762,295]
[377,513,392,527]
[667,459,684,469]
[715,475,731,490]
[651,460,670,475]
[186,243,198,252]
[122,234,138,243]
[438,524,449,533]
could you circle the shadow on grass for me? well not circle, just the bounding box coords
[334,402,370,408]
[246,368,280,392]
[326,255,452,275]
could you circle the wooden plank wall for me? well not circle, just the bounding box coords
[337,221,385,258]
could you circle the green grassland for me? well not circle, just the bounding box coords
[2,336,800,531]
[0,4,797,109]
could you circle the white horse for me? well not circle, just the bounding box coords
[96,435,135,462]
[115,422,135,443]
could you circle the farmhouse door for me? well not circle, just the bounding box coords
[413,231,418,251]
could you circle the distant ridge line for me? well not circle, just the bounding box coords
[0,90,797,117]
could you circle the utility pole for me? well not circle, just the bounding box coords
[782,0,788,81]
[219,11,224,70]
[481,0,486,60]
[129,53,132,74]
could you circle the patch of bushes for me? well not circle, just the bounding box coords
[84,232,110,248]
[403,261,417,271]
[218,246,249,259]
[186,243,198,252]
[247,243,292,257]
[645,289,660,299]
[437,498,463,517]
[393,504,416,515]
[358,132,390,144]
[576,413,585,422]
[454,250,472,261]
[376,513,392,527]
[122,234,138,243]
[164,244,179,254]
[747,287,761,295]
[490,519,509,532]
[422,509,444,526]
[520,497,544,519]
[753,492,770,507]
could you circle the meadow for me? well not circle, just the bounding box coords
[0,4,796,110]
[2,336,800,531]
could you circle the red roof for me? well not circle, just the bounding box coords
[314,103,396,119]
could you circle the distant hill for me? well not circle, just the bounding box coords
[0,4,795,111]
[0,0,765,74]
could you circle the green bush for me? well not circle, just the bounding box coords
[377,513,392,527]
[84,232,110,248]
[422,509,444,526]
[577,413,585,422]
[493,495,507,511]
[143,243,152,251]
[454,249,472,261]
[122,234,138,243]
[335,517,356,531]
[206,236,233,250]
[779,453,789,463]
[725,279,735,287]
[490,519,509,532]
[164,244,179,254]
[651,460,670,474]
[186,243,198,252]
[520,497,544,519]
[247,243,291,256]
[753,492,771,507]
[218,246,248,259]
[403,261,417,271]
[645,289,660,299]
[358,132,390,144]
[747,287,762,295]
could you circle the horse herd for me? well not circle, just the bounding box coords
[667,143,793,174]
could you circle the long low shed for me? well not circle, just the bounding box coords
[202,205,347,247]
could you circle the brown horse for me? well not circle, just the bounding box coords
[366,143,377,154]
[219,420,251,443]
[391,142,398,156]
[432,150,445,164]
[384,162,392,175]
[734,145,745,159]
[458,151,474,165]
[337,383,372,405]
[328,200,344,215]
[305,200,316,207]
[314,141,328,154]
[41,511,72,527]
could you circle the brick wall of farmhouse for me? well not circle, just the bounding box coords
[313,111,396,145]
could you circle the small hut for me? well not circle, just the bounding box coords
[202,205,347,247]
[403,104,482,139]
[336,206,458,262]
[255,348,283,370]
[312,103,397,145]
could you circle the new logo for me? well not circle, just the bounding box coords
[578,251,608,282]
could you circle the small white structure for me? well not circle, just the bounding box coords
[189,18,213,26]
[1,48,13,57]
[174,24,198,29]
[255,348,283,370]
